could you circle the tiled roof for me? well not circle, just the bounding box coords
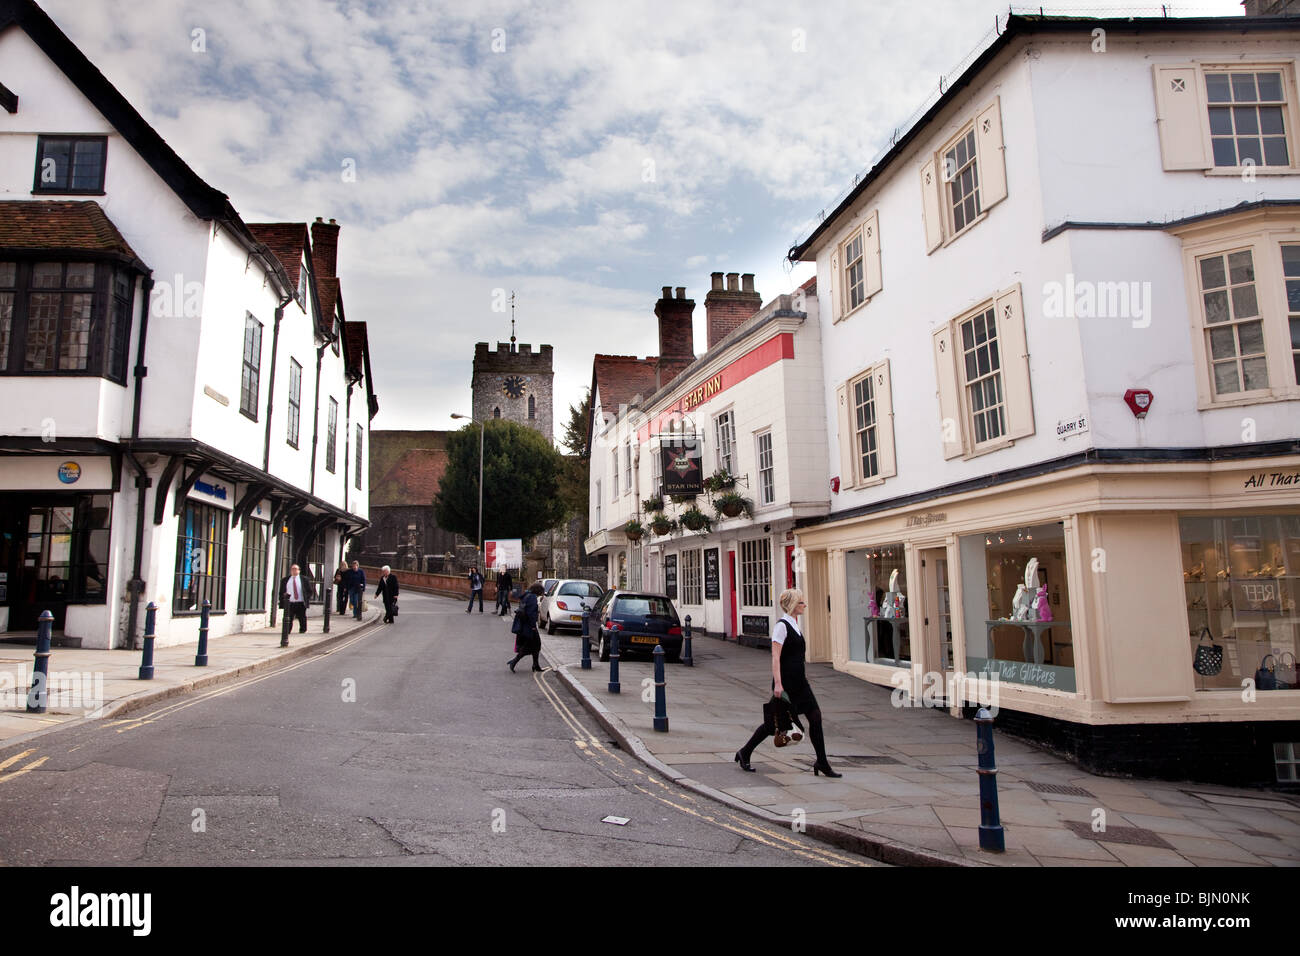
[316,275,339,330]
[344,320,367,377]
[247,222,308,292]
[0,200,144,264]
[800,275,817,293]
[592,354,659,415]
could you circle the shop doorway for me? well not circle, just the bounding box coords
[1,495,110,632]
[918,547,953,675]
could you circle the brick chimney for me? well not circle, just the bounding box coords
[311,217,340,278]
[654,285,695,390]
[705,272,761,349]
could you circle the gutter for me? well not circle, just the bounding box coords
[124,274,154,651]
[308,342,324,496]
[261,294,293,472]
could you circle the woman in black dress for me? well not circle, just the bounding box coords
[507,582,545,673]
[735,588,840,777]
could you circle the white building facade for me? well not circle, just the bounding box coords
[791,13,1300,784]
[0,1,375,648]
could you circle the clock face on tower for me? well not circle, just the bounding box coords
[501,375,527,399]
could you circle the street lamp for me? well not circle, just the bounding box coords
[450,413,483,559]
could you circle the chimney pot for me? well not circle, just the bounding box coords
[711,272,724,291]
[661,286,672,299]
[742,273,755,292]
[727,273,740,291]
[675,287,686,299]
[315,216,323,223]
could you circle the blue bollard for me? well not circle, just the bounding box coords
[26,610,53,713]
[682,614,693,667]
[608,630,620,694]
[195,598,210,666]
[975,707,1005,852]
[653,645,668,732]
[580,609,592,670]
[138,602,158,680]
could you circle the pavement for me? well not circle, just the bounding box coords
[538,625,1300,868]
[0,605,384,749]
[5,594,1298,868]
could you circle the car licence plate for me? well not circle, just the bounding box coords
[630,636,659,645]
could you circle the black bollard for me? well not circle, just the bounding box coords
[682,614,693,667]
[975,707,1005,852]
[580,609,592,670]
[323,585,331,634]
[26,610,53,713]
[608,630,620,694]
[194,598,211,666]
[653,644,668,732]
[138,602,158,680]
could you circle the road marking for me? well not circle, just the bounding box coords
[533,663,868,867]
[0,749,35,772]
[0,756,48,784]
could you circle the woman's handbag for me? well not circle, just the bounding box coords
[1254,654,1278,691]
[390,600,399,619]
[510,610,523,635]
[1191,627,1223,677]
[1276,651,1297,690]
[764,694,794,747]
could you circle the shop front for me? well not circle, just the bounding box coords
[799,457,1300,785]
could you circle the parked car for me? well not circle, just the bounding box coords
[540,579,605,634]
[590,590,684,663]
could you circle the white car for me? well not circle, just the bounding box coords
[540,579,605,634]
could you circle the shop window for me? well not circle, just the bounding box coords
[237,520,268,612]
[845,544,909,666]
[19,495,111,606]
[740,538,771,609]
[932,285,1034,459]
[174,501,228,613]
[961,522,1074,691]
[680,548,702,605]
[1276,742,1300,783]
[1181,512,1299,692]
[920,98,1007,253]
[835,359,897,489]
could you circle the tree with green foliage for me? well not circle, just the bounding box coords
[434,419,568,547]
[557,387,591,522]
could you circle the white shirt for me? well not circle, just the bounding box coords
[287,575,302,603]
[771,613,800,645]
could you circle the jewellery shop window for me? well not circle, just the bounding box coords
[1182,513,1299,692]
[960,522,1075,692]
[845,544,909,666]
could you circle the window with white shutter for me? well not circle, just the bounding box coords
[836,359,897,488]
[919,97,1008,254]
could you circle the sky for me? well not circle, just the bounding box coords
[39,0,1245,448]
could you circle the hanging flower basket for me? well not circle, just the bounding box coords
[624,520,644,542]
[704,469,736,493]
[714,492,751,519]
[680,507,710,532]
[642,494,664,513]
[650,513,674,536]
[670,493,696,505]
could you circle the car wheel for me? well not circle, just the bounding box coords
[598,633,609,662]
[546,617,556,635]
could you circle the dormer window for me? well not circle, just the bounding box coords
[34,136,107,194]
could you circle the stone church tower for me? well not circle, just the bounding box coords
[471,340,554,442]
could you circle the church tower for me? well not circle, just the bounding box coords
[471,307,553,440]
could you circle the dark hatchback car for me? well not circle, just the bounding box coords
[591,590,684,663]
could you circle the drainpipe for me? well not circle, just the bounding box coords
[262,294,292,472]
[124,275,155,650]
[308,342,325,496]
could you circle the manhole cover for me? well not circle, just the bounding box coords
[833,755,902,767]
[1028,781,1095,797]
[1064,821,1173,848]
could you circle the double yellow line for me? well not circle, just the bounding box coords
[533,665,870,867]
[0,748,47,784]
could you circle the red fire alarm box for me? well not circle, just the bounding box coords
[830,476,840,494]
[1123,388,1154,419]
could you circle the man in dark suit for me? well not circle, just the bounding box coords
[279,563,314,646]
[375,565,399,623]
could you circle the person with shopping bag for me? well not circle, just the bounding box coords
[734,588,840,777]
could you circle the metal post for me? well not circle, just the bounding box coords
[26,610,53,713]
[195,599,210,666]
[138,602,158,680]
[682,614,693,667]
[323,585,331,634]
[607,630,620,694]
[653,644,668,732]
[477,421,484,560]
[975,707,1005,852]
[581,609,592,670]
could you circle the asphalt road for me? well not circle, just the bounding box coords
[0,590,874,866]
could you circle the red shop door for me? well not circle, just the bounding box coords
[785,544,796,590]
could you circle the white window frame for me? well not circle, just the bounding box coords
[1174,211,1300,408]
[920,97,1006,253]
[836,360,897,489]
[624,442,632,495]
[756,430,775,506]
[714,409,735,475]
[739,538,771,610]
[680,548,702,606]
[611,450,619,498]
[595,479,602,530]
[1153,61,1300,176]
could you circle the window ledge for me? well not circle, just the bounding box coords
[1203,167,1298,177]
[1196,390,1285,411]
[835,298,872,325]
[30,189,107,197]
[961,437,1015,460]
[941,210,989,249]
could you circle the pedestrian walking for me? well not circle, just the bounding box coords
[495,567,514,616]
[507,582,545,672]
[375,565,399,623]
[344,560,366,620]
[333,563,348,616]
[278,563,314,646]
[734,588,841,777]
[467,565,484,613]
